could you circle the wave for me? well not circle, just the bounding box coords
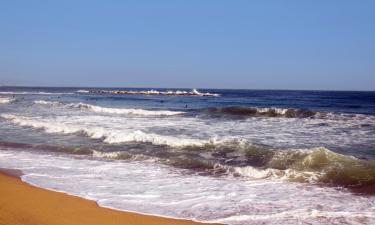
[104,130,207,147]
[76,89,90,93]
[179,143,375,193]
[85,89,220,97]
[252,147,375,193]
[91,150,153,161]
[0,141,93,155]
[34,100,61,106]
[0,114,205,147]
[1,138,374,194]
[181,143,375,193]
[0,97,14,104]
[1,113,374,192]
[203,106,370,120]
[34,100,185,116]
[205,106,317,118]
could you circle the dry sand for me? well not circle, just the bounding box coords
[0,169,223,225]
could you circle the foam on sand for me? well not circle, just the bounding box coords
[0,168,209,225]
[0,149,373,225]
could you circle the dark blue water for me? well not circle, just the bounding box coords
[2,86,374,114]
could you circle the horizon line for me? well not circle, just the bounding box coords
[0,84,374,92]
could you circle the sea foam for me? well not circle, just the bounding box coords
[0,114,205,147]
[0,149,373,225]
[34,100,185,116]
[0,97,13,104]
[85,88,220,97]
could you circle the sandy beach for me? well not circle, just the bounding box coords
[0,169,222,225]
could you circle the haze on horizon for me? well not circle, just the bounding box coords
[0,1,374,91]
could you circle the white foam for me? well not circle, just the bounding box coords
[231,165,282,179]
[34,100,61,106]
[103,130,205,146]
[76,103,185,116]
[92,150,125,159]
[3,106,375,153]
[89,89,220,97]
[0,149,373,225]
[0,97,13,104]
[76,89,90,93]
[191,88,220,97]
[254,107,289,115]
[0,114,206,147]
[34,100,185,116]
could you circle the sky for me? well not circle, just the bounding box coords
[0,0,374,90]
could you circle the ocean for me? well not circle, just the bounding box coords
[0,86,374,224]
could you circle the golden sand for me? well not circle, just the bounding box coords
[0,169,223,225]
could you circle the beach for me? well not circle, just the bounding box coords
[1,0,374,224]
[0,169,221,225]
[0,88,374,225]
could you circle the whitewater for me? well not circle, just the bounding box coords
[0,87,374,225]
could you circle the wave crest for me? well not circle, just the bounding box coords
[177,142,375,192]
[206,106,317,118]
[0,97,13,104]
[0,114,205,147]
[85,89,220,97]
[1,113,374,192]
[76,89,90,93]
[34,100,184,116]
[224,146,375,192]
[1,137,373,193]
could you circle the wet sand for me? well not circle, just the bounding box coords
[0,168,223,225]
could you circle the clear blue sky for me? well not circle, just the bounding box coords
[1,0,374,90]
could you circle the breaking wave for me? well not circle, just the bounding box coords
[0,114,205,147]
[76,89,90,93]
[203,106,370,120]
[205,106,317,118]
[34,100,184,116]
[0,97,13,104]
[1,139,374,194]
[85,89,220,97]
[230,147,375,193]
[1,113,374,193]
[173,144,375,193]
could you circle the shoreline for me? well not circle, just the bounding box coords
[0,168,223,225]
